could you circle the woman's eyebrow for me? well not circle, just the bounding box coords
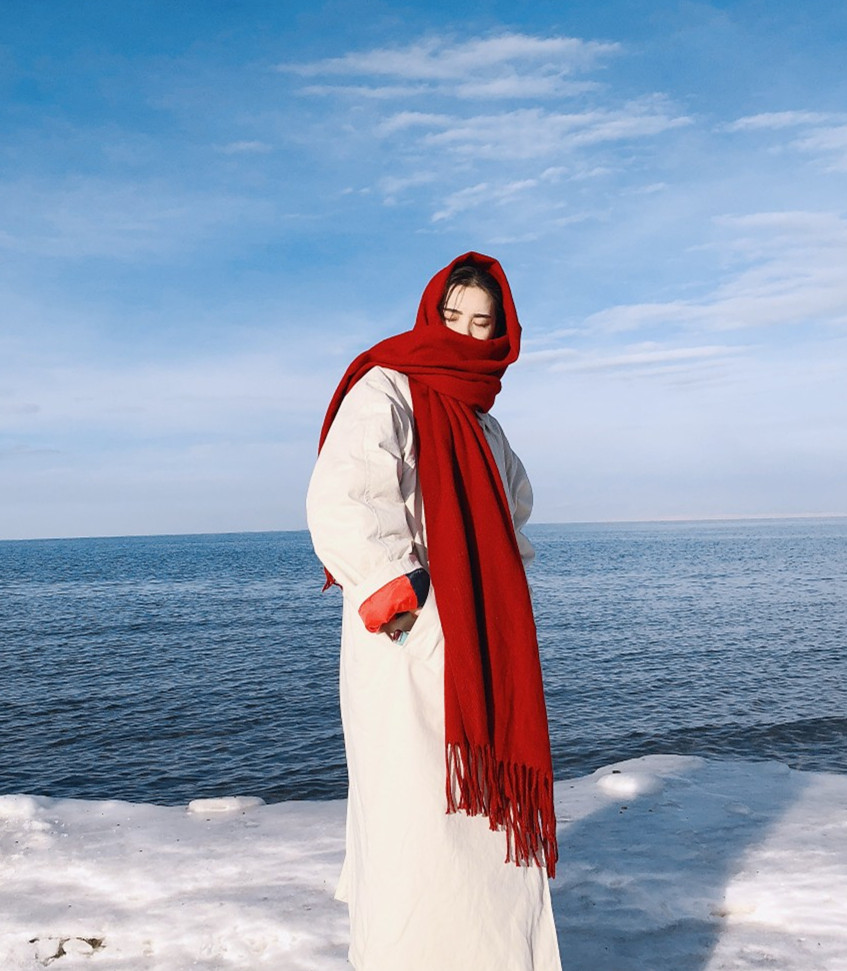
[443,306,492,318]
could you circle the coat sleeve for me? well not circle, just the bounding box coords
[306,369,426,620]
[505,445,536,567]
[479,411,536,567]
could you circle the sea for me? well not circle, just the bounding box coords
[2,519,846,806]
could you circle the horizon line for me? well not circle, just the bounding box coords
[3,511,846,544]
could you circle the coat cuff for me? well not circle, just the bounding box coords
[345,554,422,612]
[357,567,431,632]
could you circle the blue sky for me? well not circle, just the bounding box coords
[2,0,846,539]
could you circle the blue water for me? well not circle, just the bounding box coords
[2,520,846,805]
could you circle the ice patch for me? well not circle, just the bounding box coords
[2,757,845,970]
[0,794,43,820]
[186,796,266,814]
[0,795,54,854]
[596,769,664,799]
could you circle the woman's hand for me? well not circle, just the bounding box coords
[381,610,420,642]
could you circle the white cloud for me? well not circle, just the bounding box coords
[792,124,847,153]
[432,169,562,221]
[276,31,690,231]
[520,342,744,376]
[725,112,847,171]
[388,100,690,161]
[583,210,847,334]
[725,111,839,132]
[626,182,668,195]
[715,209,847,243]
[791,124,847,172]
[453,76,598,100]
[302,74,598,102]
[281,33,618,82]
[378,172,438,203]
[377,111,455,134]
[301,83,430,99]
[218,140,272,154]
[503,325,847,522]
[280,33,619,102]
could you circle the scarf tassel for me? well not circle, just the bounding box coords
[446,742,558,879]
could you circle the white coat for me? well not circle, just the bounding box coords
[307,366,561,971]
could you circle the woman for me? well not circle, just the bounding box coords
[307,252,561,970]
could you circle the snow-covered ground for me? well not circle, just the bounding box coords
[2,755,845,970]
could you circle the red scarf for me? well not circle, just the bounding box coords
[319,252,557,877]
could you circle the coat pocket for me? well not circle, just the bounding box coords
[397,586,443,667]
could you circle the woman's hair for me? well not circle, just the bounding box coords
[438,262,507,337]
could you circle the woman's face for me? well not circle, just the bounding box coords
[441,285,496,340]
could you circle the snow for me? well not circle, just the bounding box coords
[2,755,845,970]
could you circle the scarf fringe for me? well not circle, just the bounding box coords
[446,742,558,879]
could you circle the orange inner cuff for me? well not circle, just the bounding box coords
[358,575,418,632]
